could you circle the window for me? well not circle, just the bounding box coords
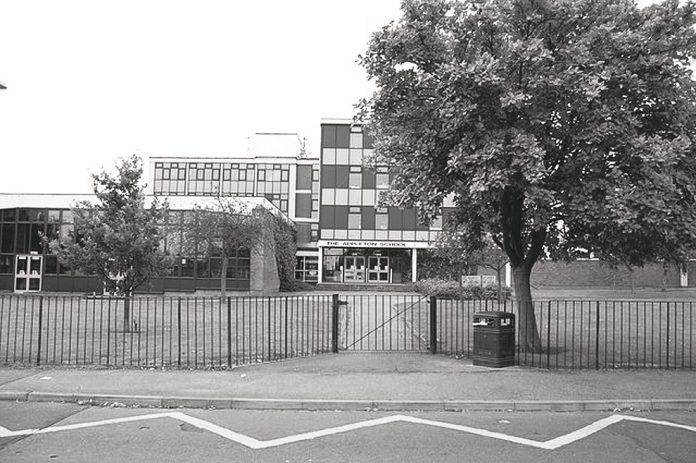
[348,213,361,229]
[375,212,388,230]
[376,167,389,189]
[295,256,318,282]
[310,224,319,242]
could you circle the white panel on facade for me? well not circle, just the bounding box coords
[335,188,348,205]
[443,192,456,208]
[323,148,336,164]
[336,149,349,165]
[322,188,335,205]
[388,230,402,241]
[334,229,348,239]
[416,231,429,241]
[403,230,415,241]
[349,189,361,205]
[348,230,360,239]
[349,149,362,165]
[362,230,375,240]
[375,230,388,240]
[350,133,363,148]
[321,229,334,239]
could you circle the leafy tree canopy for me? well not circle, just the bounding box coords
[359,0,696,274]
[51,155,171,297]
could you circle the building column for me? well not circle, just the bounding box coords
[681,263,688,288]
[505,262,512,287]
[411,248,418,283]
[317,247,323,283]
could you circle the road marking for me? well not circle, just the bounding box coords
[1,412,695,450]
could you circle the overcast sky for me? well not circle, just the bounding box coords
[0,0,666,194]
[0,0,402,193]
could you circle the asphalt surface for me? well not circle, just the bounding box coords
[1,402,695,462]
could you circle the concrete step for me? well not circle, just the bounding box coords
[315,282,416,293]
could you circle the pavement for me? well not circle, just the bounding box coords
[0,352,695,412]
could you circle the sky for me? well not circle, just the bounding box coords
[0,0,403,193]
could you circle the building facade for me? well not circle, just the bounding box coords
[1,123,692,293]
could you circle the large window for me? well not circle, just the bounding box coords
[295,256,318,282]
[153,162,187,195]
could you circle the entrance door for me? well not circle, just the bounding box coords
[367,256,390,283]
[344,256,365,282]
[15,254,42,292]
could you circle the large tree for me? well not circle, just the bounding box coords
[51,155,171,331]
[359,0,696,349]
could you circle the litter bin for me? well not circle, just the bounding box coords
[472,311,515,367]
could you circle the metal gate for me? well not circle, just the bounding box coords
[337,294,432,351]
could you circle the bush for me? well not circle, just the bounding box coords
[279,279,316,292]
[414,278,512,300]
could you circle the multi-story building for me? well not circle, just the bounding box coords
[2,120,689,293]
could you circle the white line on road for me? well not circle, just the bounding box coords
[1,412,694,450]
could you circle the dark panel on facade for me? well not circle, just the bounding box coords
[402,208,416,230]
[361,207,375,230]
[296,165,312,190]
[322,125,337,148]
[336,126,350,148]
[361,168,376,189]
[320,206,334,228]
[321,165,336,188]
[295,193,312,218]
[388,207,403,230]
[335,165,349,188]
[334,206,349,229]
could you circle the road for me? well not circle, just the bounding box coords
[1,402,695,462]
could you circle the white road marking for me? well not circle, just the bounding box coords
[0,412,694,450]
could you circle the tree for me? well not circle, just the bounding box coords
[185,198,265,300]
[51,155,171,331]
[435,229,509,302]
[359,0,696,350]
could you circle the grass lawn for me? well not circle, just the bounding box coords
[0,294,333,368]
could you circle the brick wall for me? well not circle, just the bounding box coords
[530,260,683,288]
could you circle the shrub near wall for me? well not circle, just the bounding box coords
[414,278,512,300]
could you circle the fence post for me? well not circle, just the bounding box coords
[227,297,232,368]
[666,302,670,370]
[176,297,182,367]
[331,294,339,353]
[267,297,272,361]
[429,296,437,354]
[284,297,288,359]
[36,296,44,366]
[595,301,600,370]
[546,301,551,368]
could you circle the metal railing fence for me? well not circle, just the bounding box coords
[0,294,333,368]
[0,294,694,369]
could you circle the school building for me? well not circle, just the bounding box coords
[0,121,693,293]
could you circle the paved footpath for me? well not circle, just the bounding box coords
[1,353,695,411]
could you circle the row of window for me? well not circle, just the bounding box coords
[0,209,73,224]
[320,229,439,242]
[0,254,250,279]
[321,125,373,149]
[319,206,444,232]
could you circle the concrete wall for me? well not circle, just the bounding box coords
[249,227,280,294]
[530,260,683,288]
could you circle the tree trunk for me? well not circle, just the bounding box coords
[220,255,228,302]
[123,293,131,333]
[511,264,542,353]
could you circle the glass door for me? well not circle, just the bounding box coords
[344,256,365,282]
[367,256,390,283]
[15,254,42,292]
